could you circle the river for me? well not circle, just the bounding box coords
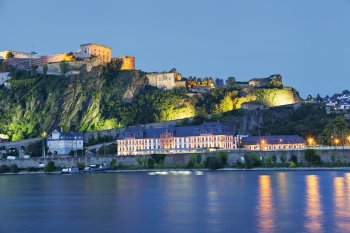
[1,171,350,233]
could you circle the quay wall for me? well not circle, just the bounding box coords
[0,149,350,168]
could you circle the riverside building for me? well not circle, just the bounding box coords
[241,135,306,150]
[47,129,83,155]
[117,122,236,156]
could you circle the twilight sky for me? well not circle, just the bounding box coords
[1,0,349,97]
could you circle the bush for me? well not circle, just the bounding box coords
[244,154,262,169]
[204,156,223,170]
[147,157,155,168]
[304,149,321,165]
[10,164,19,173]
[280,154,287,164]
[136,156,148,167]
[290,155,298,164]
[151,154,166,166]
[0,165,10,173]
[110,159,117,170]
[187,153,203,168]
[186,159,195,168]
[44,161,56,172]
[289,161,296,168]
[217,152,229,166]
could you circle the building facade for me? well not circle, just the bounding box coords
[47,130,83,155]
[117,122,236,156]
[241,135,306,150]
[77,43,112,64]
[146,72,186,90]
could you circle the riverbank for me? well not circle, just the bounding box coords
[2,166,350,176]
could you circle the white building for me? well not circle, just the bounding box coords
[47,129,83,155]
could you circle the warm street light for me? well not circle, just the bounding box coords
[307,137,315,147]
[334,138,340,146]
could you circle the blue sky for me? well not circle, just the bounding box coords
[1,0,349,97]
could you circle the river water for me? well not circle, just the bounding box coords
[0,170,350,233]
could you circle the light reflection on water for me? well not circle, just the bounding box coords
[333,175,350,232]
[257,175,275,233]
[305,175,323,233]
[3,172,350,232]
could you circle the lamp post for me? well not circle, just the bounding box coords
[42,132,47,158]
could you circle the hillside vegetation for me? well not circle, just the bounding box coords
[0,64,301,141]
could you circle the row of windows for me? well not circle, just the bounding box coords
[118,136,233,145]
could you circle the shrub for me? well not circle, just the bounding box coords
[244,154,262,169]
[204,156,223,170]
[186,159,195,168]
[151,154,166,165]
[280,154,287,165]
[304,149,321,165]
[136,156,148,167]
[217,152,229,166]
[289,161,296,168]
[192,153,202,165]
[147,157,155,168]
[44,161,56,172]
[110,159,117,170]
[290,155,298,164]
[0,165,10,173]
[10,164,19,173]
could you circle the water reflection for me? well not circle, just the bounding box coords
[305,175,323,233]
[334,176,350,231]
[257,175,275,233]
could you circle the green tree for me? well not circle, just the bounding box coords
[147,157,155,168]
[319,116,349,145]
[217,151,229,166]
[290,155,298,164]
[151,154,166,166]
[244,154,262,169]
[204,156,223,170]
[110,159,117,170]
[280,154,287,165]
[44,161,56,172]
[304,149,321,165]
[226,77,236,87]
[59,62,68,74]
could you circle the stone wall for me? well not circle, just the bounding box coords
[146,72,176,90]
[1,149,350,169]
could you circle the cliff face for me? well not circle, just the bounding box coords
[0,66,304,141]
[0,68,150,140]
[223,103,329,137]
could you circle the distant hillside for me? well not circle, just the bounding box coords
[0,64,302,141]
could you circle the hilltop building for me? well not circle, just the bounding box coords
[0,43,112,70]
[117,122,236,155]
[146,71,186,90]
[241,135,306,150]
[75,43,112,64]
[47,129,83,155]
[248,74,283,88]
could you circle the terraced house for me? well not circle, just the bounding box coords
[117,122,236,155]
